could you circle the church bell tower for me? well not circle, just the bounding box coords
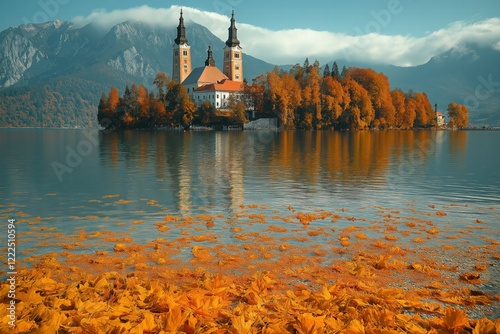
[172,9,192,84]
[223,10,243,82]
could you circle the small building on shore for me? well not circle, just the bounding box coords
[436,112,445,127]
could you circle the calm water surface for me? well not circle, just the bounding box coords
[0,129,499,263]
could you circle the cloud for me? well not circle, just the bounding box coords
[72,5,500,67]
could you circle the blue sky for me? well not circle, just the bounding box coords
[2,1,500,65]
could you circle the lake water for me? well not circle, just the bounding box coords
[1,129,499,219]
[1,129,499,311]
[1,129,499,244]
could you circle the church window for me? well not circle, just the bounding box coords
[226,53,230,59]
[175,51,179,56]
[236,75,240,80]
[235,53,240,58]
[235,64,240,70]
[183,50,188,56]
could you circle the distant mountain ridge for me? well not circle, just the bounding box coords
[0,19,499,127]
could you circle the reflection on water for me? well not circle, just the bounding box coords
[1,129,498,223]
[60,129,497,214]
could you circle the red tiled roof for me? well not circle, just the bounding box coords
[195,79,243,92]
[437,112,444,117]
[183,66,228,86]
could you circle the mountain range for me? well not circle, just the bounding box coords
[0,19,499,127]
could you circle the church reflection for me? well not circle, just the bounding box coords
[99,131,246,216]
[98,130,467,214]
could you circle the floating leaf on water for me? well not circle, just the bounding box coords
[474,263,487,271]
[459,272,481,283]
[113,243,126,252]
[115,199,134,205]
[355,233,368,240]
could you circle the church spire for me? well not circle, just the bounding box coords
[225,9,240,47]
[174,9,188,45]
[205,46,215,66]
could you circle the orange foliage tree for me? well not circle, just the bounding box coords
[391,89,406,128]
[346,68,395,128]
[321,76,345,127]
[339,77,374,129]
[447,102,469,128]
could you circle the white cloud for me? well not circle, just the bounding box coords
[72,5,500,67]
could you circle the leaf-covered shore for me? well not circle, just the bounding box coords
[1,203,499,333]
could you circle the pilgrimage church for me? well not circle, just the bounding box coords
[172,10,245,109]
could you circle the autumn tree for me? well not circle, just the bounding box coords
[339,77,374,129]
[108,86,119,110]
[267,71,301,129]
[166,81,195,128]
[347,68,395,128]
[447,102,468,128]
[197,100,216,125]
[413,92,433,127]
[97,86,119,129]
[289,63,304,84]
[391,89,406,128]
[321,76,345,127]
[245,75,267,113]
[231,100,247,125]
[154,72,170,101]
[151,98,168,127]
[301,66,322,128]
[402,94,417,129]
[136,85,150,127]
[116,84,140,128]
